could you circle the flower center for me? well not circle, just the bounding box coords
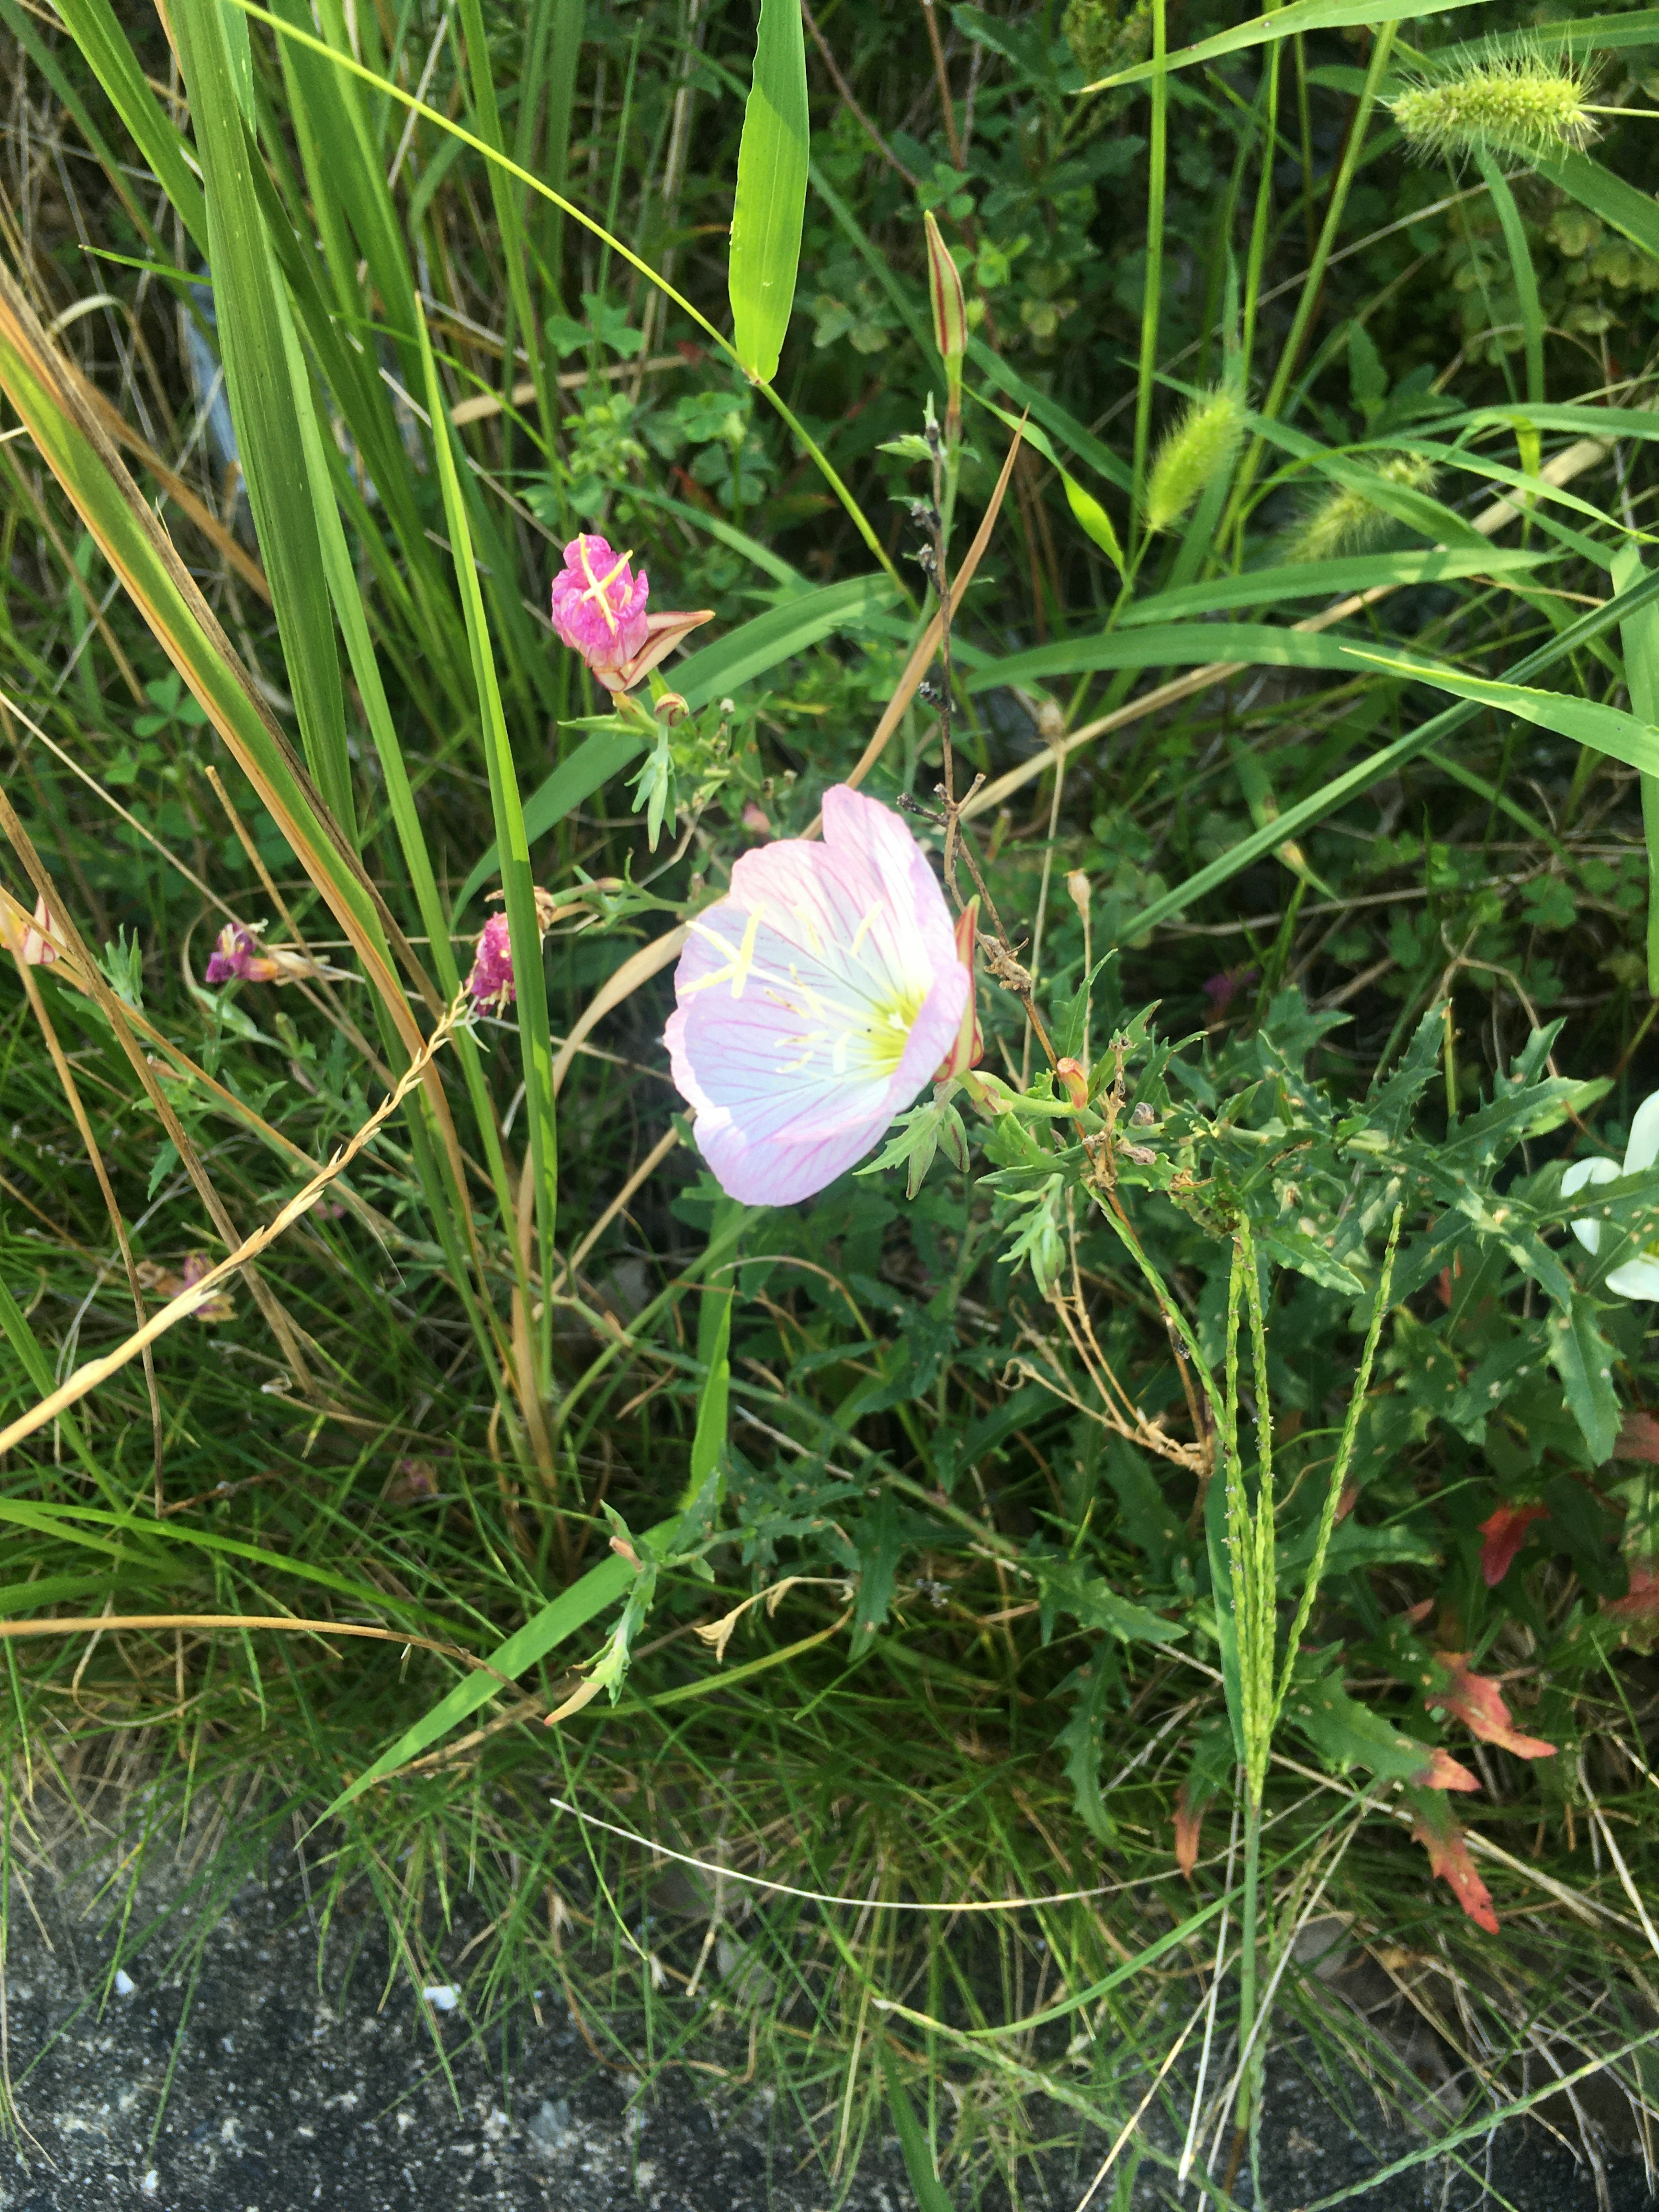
[577,541,634,633]
[860,982,926,1076]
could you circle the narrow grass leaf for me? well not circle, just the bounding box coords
[454,732,646,918]
[1084,0,1471,93]
[1120,547,1544,626]
[317,1541,666,1817]
[880,2048,955,2212]
[1613,544,1659,992]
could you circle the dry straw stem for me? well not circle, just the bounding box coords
[0,779,317,1391]
[960,434,1612,821]
[0,998,466,1459]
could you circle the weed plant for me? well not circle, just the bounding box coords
[4,0,1659,2205]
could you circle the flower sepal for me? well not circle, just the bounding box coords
[857,1087,971,1199]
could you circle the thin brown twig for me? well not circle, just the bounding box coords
[799,0,922,191]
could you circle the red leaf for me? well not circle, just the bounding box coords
[1425,1656,1556,1760]
[1173,1783,1201,1881]
[1417,1745,1480,1793]
[1602,1556,1659,1621]
[1410,1792,1499,1934]
[1616,1411,1659,1464]
[1477,1503,1548,1587]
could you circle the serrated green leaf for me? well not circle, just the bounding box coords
[1548,1293,1621,1466]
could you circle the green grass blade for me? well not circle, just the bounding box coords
[171,0,356,835]
[315,1541,668,1818]
[728,0,810,383]
[1119,564,1659,938]
[415,303,559,1335]
[880,2046,956,2212]
[1084,0,1468,93]
[454,732,645,919]
[1476,153,1544,408]
[51,0,209,247]
[1614,544,1659,993]
[1121,546,1546,625]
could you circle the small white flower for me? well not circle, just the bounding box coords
[421,1984,460,2012]
[1562,1090,1659,1299]
[113,1968,135,1996]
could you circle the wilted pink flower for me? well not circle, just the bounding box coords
[466,912,516,1014]
[205,922,280,985]
[549,535,714,694]
[664,785,969,1205]
[465,889,567,1017]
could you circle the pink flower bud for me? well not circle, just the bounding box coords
[18,893,59,967]
[924,212,966,436]
[933,899,982,1082]
[1055,1057,1089,1111]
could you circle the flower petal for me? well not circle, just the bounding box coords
[1562,1155,1620,1252]
[1625,1088,1659,1175]
[1606,1255,1659,1301]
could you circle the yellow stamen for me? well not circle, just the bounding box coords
[576,541,636,635]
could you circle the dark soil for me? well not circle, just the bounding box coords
[0,1819,1652,2212]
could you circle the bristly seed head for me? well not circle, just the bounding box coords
[1284,452,1440,566]
[1389,53,1599,165]
[1143,387,1244,534]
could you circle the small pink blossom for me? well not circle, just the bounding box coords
[664,786,969,1205]
[466,912,517,1013]
[549,534,714,694]
[205,922,280,985]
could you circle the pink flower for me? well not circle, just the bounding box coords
[549,534,714,694]
[664,786,969,1205]
[550,534,651,675]
[466,912,516,1013]
[205,922,279,985]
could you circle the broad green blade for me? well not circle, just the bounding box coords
[1477,153,1544,407]
[880,2049,955,2212]
[1084,0,1471,92]
[51,0,209,247]
[677,573,899,706]
[416,304,559,1307]
[728,0,810,382]
[1117,566,1659,940]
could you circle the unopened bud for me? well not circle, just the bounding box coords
[1055,1057,1089,1111]
[1066,871,1091,922]
[655,690,690,727]
[924,211,966,438]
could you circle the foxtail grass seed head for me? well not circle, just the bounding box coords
[1389,57,1598,164]
[1144,388,1243,533]
[1284,452,1440,565]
